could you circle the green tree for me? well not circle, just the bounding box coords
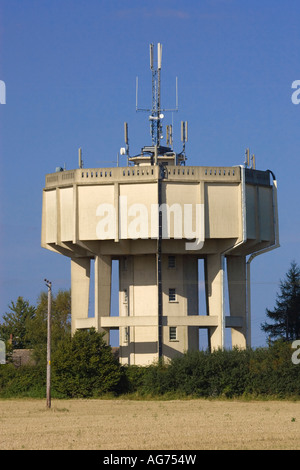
[52,328,122,397]
[27,289,71,363]
[261,261,300,342]
[0,297,35,349]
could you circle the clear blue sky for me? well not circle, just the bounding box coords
[0,0,299,348]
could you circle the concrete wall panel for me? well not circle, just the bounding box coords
[60,187,73,242]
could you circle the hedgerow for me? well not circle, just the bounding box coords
[1,336,300,399]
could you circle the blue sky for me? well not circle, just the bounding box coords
[0,0,299,348]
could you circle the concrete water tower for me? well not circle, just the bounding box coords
[41,44,279,365]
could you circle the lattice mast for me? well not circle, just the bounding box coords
[150,43,163,146]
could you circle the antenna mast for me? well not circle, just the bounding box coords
[127,43,186,166]
[136,43,178,149]
[149,43,163,146]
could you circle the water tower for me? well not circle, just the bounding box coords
[41,44,279,365]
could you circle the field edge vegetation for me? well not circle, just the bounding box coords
[1,330,300,401]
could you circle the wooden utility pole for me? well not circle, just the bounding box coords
[44,279,52,408]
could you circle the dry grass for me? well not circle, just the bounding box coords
[0,398,300,450]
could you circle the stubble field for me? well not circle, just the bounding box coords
[0,398,300,450]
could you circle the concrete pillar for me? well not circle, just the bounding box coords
[71,257,90,334]
[227,255,247,348]
[95,254,112,344]
[119,256,132,366]
[183,255,199,351]
[205,254,224,351]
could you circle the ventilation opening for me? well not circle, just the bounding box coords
[168,255,176,269]
[168,288,177,302]
[169,326,177,341]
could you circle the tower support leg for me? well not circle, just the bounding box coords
[227,255,247,348]
[71,257,90,334]
[205,254,224,351]
[95,254,112,344]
